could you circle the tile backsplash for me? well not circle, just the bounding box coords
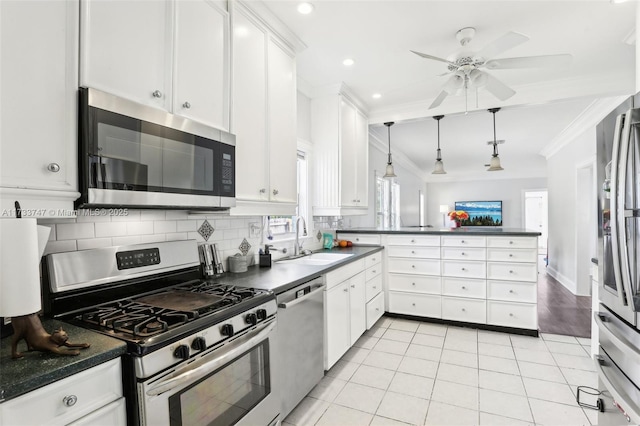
[38,209,323,266]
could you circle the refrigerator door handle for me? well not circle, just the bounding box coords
[617,109,638,313]
[610,113,628,308]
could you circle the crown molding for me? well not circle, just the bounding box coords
[539,95,630,159]
[309,82,369,113]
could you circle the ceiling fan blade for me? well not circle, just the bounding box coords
[484,54,572,69]
[411,50,456,66]
[429,90,449,109]
[476,31,529,60]
[483,72,516,101]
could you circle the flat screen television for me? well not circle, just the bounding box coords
[454,200,503,226]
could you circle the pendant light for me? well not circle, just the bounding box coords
[383,122,397,178]
[432,115,446,174]
[487,107,504,171]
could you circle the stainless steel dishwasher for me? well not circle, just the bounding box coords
[273,277,325,418]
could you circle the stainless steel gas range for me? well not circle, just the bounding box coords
[43,240,279,426]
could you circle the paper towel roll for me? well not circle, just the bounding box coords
[0,218,42,317]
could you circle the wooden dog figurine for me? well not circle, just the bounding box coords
[11,315,90,359]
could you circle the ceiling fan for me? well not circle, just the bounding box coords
[411,27,572,110]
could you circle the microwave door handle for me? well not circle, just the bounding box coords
[610,113,627,306]
[617,110,636,310]
[146,319,275,397]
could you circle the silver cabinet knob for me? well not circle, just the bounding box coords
[412,303,416,306]
[343,288,348,292]
[509,289,514,293]
[411,239,416,243]
[357,199,361,202]
[47,163,60,173]
[373,286,377,289]
[356,238,360,241]
[273,189,279,195]
[259,188,266,194]
[509,270,514,274]
[509,313,514,317]
[461,267,466,271]
[62,395,77,407]
[461,252,465,256]
[375,307,380,311]
[352,199,357,202]
[351,284,355,288]
[412,265,416,268]
[461,240,465,243]
[509,241,514,245]
[461,308,466,312]
[152,90,163,98]
[183,101,191,109]
[412,282,416,286]
[509,254,513,257]
[462,286,466,290]
[411,250,416,254]
[372,270,376,274]
[372,258,376,262]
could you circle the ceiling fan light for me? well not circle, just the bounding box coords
[432,159,446,174]
[487,155,504,171]
[469,69,487,86]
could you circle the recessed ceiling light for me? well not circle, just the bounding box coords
[297,2,314,14]
[372,93,382,99]
[343,58,355,67]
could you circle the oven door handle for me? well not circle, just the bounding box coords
[146,320,276,397]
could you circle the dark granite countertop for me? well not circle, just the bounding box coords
[212,246,384,295]
[337,227,541,236]
[0,318,126,402]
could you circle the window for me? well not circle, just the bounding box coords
[375,172,400,228]
[266,150,308,240]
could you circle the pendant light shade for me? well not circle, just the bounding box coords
[487,108,504,172]
[383,122,397,178]
[432,115,446,174]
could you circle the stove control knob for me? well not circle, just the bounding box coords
[191,337,207,351]
[245,313,258,326]
[174,344,190,360]
[256,309,267,321]
[221,324,234,337]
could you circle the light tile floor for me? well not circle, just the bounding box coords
[283,316,599,426]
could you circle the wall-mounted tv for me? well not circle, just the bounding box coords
[454,200,503,226]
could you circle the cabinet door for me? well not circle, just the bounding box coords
[174,0,229,130]
[232,7,268,201]
[354,108,369,207]
[340,99,358,207]
[0,0,78,192]
[267,38,297,203]
[325,282,350,369]
[349,272,366,345]
[80,0,171,110]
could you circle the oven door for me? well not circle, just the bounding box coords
[140,318,279,426]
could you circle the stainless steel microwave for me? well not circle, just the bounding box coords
[76,87,235,210]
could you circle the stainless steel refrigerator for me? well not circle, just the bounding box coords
[595,96,640,425]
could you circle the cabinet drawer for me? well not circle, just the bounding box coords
[442,297,486,324]
[441,247,486,261]
[365,253,382,268]
[366,291,385,329]
[345,234,381,245]
[68,398,126,426]
[366,273,383,301]
[388,273,441,294]
[487,280,537,303]
[487,300,537,330]
[388,292,441,318]
[387,246,440,259]
[442,277,486,299]
[365,264,382,281]
[388,258,440,276]
[486,248,537,263]
[487,262,537,282]
[441,260,486,279]
[0,358,122,426]
[441,235,486,248]
[387,234,440,246]
[487,236,537,249]
[325,259,365,289]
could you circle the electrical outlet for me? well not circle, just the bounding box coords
[249,222,261,238]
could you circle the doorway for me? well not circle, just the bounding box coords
[576,160,597,296]
[524,190,548,254]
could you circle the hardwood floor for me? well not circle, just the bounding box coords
[537,257,592,338]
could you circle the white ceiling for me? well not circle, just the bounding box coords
[263,0,637,180]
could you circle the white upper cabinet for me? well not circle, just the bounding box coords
[81,0,229,131]
[80,0,171,110]
[230,1,300,214]
[173,0,229,130]
[311,87,369,216]
[0,0,80,216]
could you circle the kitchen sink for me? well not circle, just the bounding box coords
[277,252,353,266]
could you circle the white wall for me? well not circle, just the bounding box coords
[425,177,546,229]
[546,127,596,294]
[297,91,311,143]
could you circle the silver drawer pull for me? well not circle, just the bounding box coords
[461,267,466,271]
[412,265,416,268]
[412,303,416,306]
[411,239,416,243]
[343,288,348,292]
[461,252,465,256]
[509,289,514,293]
[411,250,416,254]
[461,308,466,312]
[352,199,357,202]
[152,90,162,98]
[273,189,279,195]
[373,286,377,289]
[509,313,514,317]
[259,188,266,194]
[372,270,376,273]
[509,270,514,274]
[356,238,360,241]
[509,241,514,244]
[183,101,191,109]
[461,286,466,290]
[372,258,376,261]
[461,240,465,243]
[412,282,416,286]
[509,254,513,257]
[351,284,355,288]
[375,308,380,311]
[63,395,77,407]
[47,162,60,173]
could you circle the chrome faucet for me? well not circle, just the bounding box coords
[295,216,308,256]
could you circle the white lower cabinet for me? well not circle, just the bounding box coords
[0,358,124,426]
[366,292,385,329]
[487,300,537,329]
[325,280,351,370]
[442,277,486,299]
[388,274,441,294]
[349,272,367,346]
[442,296,486,323]
[388,292,442,318]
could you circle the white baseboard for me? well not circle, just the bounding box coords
[546,266,578,294]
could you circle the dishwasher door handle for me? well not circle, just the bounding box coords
[278,284,326,309]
